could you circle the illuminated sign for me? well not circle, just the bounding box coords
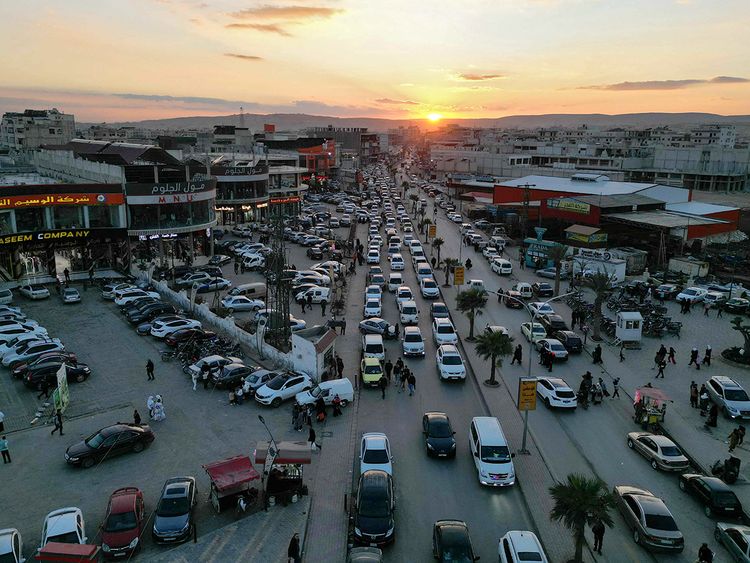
[453,266,465,286]
[0,228,126,247]
[0,193,123,209]
[270,196,301,205]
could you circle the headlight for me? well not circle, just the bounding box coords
[385,527,394,537]
[128,537,139,549]
[68,457,79,462]
[727,405,739,414]
[354,527,362,537]
[427,443,435,450]
[180,521,191,532]
[101,543,110,553]
[450,443,456,449]
[480,470,489,478]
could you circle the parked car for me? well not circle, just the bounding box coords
[676,286,708,303]
[725,298,750,314]
[175,272,211,288]
[655,284,681,300]
[528,302,555,316]
[150,318,202,339]
[498,530,548,563]
[102,283,135,300]
[353,470,395,546]
[0,528,24,563]
[532,282,554,298]
[101,487,145,559]
[627,432,690,471]
[127,303,176,325]
[536,267,568,280]
[433,520,477,562]
[221,295,265,312]
[423,412,456,458]
[254,371,314,407]
[61,287,81,304]
[65,424,155,468]
[211,363,256,389]
[194,278,232,293]
[706,376,750,419]
[18,284,50,300]
[358,318,392,336]
[23,361,90,390]
[552,331,582,353]
[504,290,524,308]
[714,522,750,562]
[2,339,64,367]
[535,339,569,361]
[539,314,568,333]
[679,473,743,517]
[152,477,197,544]
[536,376,577,409]
[185,355,243,380]
[520,322,546,343]
[613,485,684,552]
[11,351,77,380]
[208,254,232,266]
[436,344,466,381]
[164,328,217,347]
[39,507,87,548]
[114,290,160,306]
[360,433,393,475]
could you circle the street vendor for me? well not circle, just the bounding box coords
[634,398,646,423]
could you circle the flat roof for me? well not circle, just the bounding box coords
[500,175,659,196]
[565,224,601,236]
[665,202,738,215]
[569,194,662,208]
[606,210,725,228]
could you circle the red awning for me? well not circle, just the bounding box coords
[203,455,260,492]
[254,441,312,465]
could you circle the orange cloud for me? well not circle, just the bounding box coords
[225,23,293,36]
[229,5,343,20]
[224,53,263,61]
[455,73,504,81]
[375,98,419,105]
[579,76,749,91]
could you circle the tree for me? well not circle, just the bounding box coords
[549,474,615,562]
[730,317,750,360]
[583,272,614,340]
[456,287,488,340]
[420,218,432,236]
[547,244,569,296]
[441,258,460,287]
[409,193,419,215]
[432,237,445,262]
[474,329,513,387]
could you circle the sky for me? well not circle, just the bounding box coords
[0,0,749,122]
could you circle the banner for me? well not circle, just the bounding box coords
[0,228,127,247]
[55,364,70,413]
[453,266,465,286]
[518,378,537,411]
[0,193,123,209]
[547,198,590,214]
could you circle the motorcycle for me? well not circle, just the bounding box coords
[465,259,473,270]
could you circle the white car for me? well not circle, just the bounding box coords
[0,331,50,355]
[150,318,201,338]
[365,284,382,300]
[491,258,513,275]
[363,298,382,318]
[390,254,405,271]
[241,254,266,271]
[676,287,708,303]
[395,286,413,305]
[402,326,425,357]
[359,432,393,475]
[296,271,331,285]
[0,528,24,563]
[114,290,160,306]
[101,283,135,300]
[520,322,547,343]
[420,277,440,299]
[221,295,264,312]
[254,371,314,407]
[175,272,211,287]
[366,250,380,264]
[61,287,81,304]
[18,285,50,300]
[536,339,569,361]
[528,302,555,316]
[39,507,87,549]
[482,246,499,260]
[536,376,577,409]
[432,318,458,345]
[3,339,64,366]
[436,344,466,380]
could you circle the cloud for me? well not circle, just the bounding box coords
[455,73,504,81]
[375,98,419,106]
[580,76,749,91]
[225,23,293,36]
[229,5,343,21]
[224,53,263,61]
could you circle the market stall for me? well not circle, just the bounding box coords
[254,441,311,505]
[633,386,670,431]
[203,455,261,514]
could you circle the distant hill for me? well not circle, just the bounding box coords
[79,112,750,133]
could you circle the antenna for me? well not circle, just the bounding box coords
[239,106,245,128]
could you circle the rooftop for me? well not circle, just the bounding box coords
[500,175,659,196]
[606,210,725,228]
[665,201,738,215]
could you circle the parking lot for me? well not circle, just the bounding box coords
[0,287,308,560]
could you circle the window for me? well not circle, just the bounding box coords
[88,205,120,228]
[15,208,45,232]
[53,205,83,229]
[0,211,11,234]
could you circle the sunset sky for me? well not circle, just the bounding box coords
[1,0,748,122]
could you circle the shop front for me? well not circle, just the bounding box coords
[212,163,269,226]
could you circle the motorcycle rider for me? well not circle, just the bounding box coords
[465,258,473,270]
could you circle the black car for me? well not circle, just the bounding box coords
[433,520,479,562]
[679,473,743,518]
[65,424,155,469]
[532,282,554,298]
[423,412,456,458]
[553,330,583,353]
[23,361,90,390]
[195,265,223,278]
[212,363,255,389]
[120,298,159,315]
[208,254,232,266]
[540,314,568,333]
[152,476,197,544]
[11,351,78,379]
[307,246,325,260]
[354,470,395,546]
[129,303,176,325]
[164,327,217,347]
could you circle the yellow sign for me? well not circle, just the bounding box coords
[428,224,437,238]
[453,266,465,286]
[518,378,537,411]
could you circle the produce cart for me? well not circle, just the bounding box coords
[254,441,311,505]
[633,386,670,431]
[203,455,261,513]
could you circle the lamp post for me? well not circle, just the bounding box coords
[502,291,576,454]
[258,415,278,511]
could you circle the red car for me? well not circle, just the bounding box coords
[504,290,524,309]
[101,487,145,558]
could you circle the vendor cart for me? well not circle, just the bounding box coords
[203,455,261,514]
[254,441,311,505]
[633,386,670,432]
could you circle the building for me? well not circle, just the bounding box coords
[0,109,76,151]
[307,126,367,153]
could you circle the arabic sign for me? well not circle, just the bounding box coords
[125,179,217,197]
[428,224,437,238]
[547,198,591,214]
[0,228,127,247]
[566,231,608,244]
[453,266,465,286]
[0,193,123,209]
[518,378,537,411]
[270,196,301,205]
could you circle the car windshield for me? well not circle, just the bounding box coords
[533,327,545,334]
[442,355,462,366]
[660,445,683,457]
[405,334,422,342]
[266,376,287,390]
[438,326,454,334]
[104,510,137,532]
[434,306,447,313]
[644,513,678,531]
[424,281,436,288]
[684,289,697,296]
[551,344,566,351]
[363,448,389,463]
[156,496,189,517]
[85,432,105,448]
[364,364,381,374]
[47,531,80,544]
[481,445,511,463]
[715,492,739,506]
[429,420,452,438]
[359,490,389,518]
[725,389,749,401]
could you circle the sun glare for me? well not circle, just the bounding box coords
[427,113,442,122]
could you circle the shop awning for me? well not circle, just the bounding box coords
[203,455,260,492]
[254,441,311,465]
[565,224,601,236]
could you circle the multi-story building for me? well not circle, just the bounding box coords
[307,125,366,152]
[0,109,76,150]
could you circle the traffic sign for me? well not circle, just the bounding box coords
[518,378,537,411]
[428,224,436,238]
[453,266,465,286]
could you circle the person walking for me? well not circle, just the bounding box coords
[511,344,523,366]
[703,345,712,367]
[146,359,155,381]
[619,344,625,362]
[235,386,244,405]
[384,359,393,383]
[300,296,306,313]
[729,428,741,453]
[688,348,699,368]
[690,381,699,408]
[592,344,603,365]
[320,300,327,317]
[63,268,71,283]
[336,356,344,378]
[393,359,403,390]
[407,372,416,396]
[704,302,711,317]
[133,409,142,426]
[698,542,714,563]
[332,394,342,417]
[234,261,240,275]
[0,436,9,463]
[201,363,210,390]
[191,369,199,391]
[340,318,346,335]
[717,303,724,318]
[668,346,676,365]
[308,427,321,451]
[50,408,64,436]
[0,410,4,433]
[378,374,388,400]
[398,368,408,393]
[37,378,50,400]
[656,359,666,378]
[288,533,302,563]
[611,377,620,399]
[306,294,313,313]
[592,520,605,555]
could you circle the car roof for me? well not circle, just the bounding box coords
[163,476,194,495]
[434,317,452,325]
[438,344,459,354]
[504,531,542,554]
[404,326,421,335]
[712,375,741,388]
[425,412,449,423]
[634,494,672,516]
[540,377,570,389]
[110,488,140,512]
[363,433,388,448]
[437,520,470,542]
[692,475,733,492]
[359,469,391,489]
[648,434,678,447]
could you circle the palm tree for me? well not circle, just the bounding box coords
[420,218,432,237]
[583,272,614,340]
[432,237,445,262]
[474,329,513,387]
[409,193,419,215]
[441,257,460,287]
[547,244,569,296]
[549,473,615,562]
[456,287,488,340]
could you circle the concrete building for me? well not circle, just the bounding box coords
[307,125,366,152]
[0,109,76,150]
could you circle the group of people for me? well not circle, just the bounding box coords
[146,395,166,421]
[578,371,614,407]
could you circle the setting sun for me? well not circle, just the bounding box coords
[427,113,443,122]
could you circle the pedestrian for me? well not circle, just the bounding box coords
[706,403,719,428]
[234,261,240,275]
[717,303,724,318]
[37,378,50,400]
[236,386,244,405]
[688,348,699,367]
[592,520,605,555]
[592,344,603,365]
[546,350,553,372]
[320,300,327,316]
[598,377,609,397]
[704,302,711,317]
[538,348,546,365]
[0,436,9,464]
[656,360,666,378]
[308,427,321,451]
[570,310,577,330]
[619,344,625,362]
[341,318,346,335]
[240,262,246,274]
[698,542,714,563]
[379,374,388,399]
[407,372,416,396]
[702,345,712,367]
[668,347,676,365]
[336,356,344,378]
[300,297,306,313]
[611,377,620,399]
[729,428,740,452]
[690,381,699,408]
[133,409,141,426]
[699,385,710,415]
[201,363,210,390]
[393,359,403,385]
[63,267,70,283]
[384,359,393,383]
[50,408,63,436]
[511,344,523,366]
[0,410,4,433]
[228,389,236,405]
[332,394,342,417]
[146,359,155,381]
[288,533,302,563]
[306,294,313,313]
[191,369,199,391]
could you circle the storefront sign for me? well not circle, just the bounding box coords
[547,198,591,214]
[270,196,301,205]
[125,179,217,197]
[0,193,123,209]
[518,378,537,411]
[567,232,608,244]
[0,228,127,247]
[217,165,267,176]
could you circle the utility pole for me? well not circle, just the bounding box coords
[519,183,535,239]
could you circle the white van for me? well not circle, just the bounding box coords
[398,299,419,324]
[469,417,515,487]
[490,236,508,250]
[295,286,330,304]
[512,282,533,299]
[228,282,267,299]
[295,378,354,407]
[387,273,403,292]
[362,334,385,361]
[491,258,513,276]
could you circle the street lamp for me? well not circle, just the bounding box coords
[501,291,576,455]
[258,415,278,511]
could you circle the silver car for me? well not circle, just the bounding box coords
[626,432,690,471]
[715,522,750,562]
[613,485,683,552]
